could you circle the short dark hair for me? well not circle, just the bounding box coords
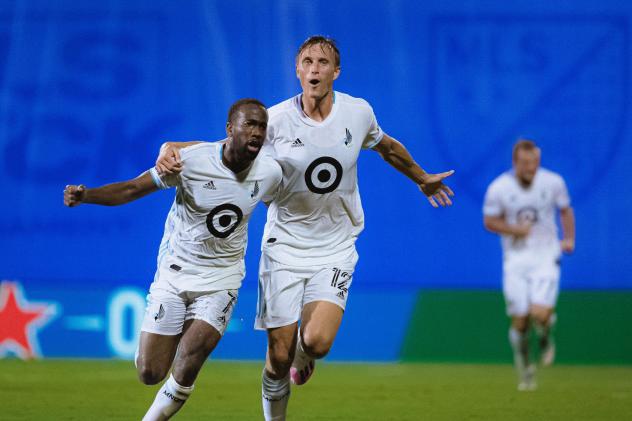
[296,35,340,67]
[512,138,539,160]
[227,98,266,123]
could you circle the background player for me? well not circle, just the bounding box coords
[483,138,575,391]
[156,36,454,420]
[64,99,282,420]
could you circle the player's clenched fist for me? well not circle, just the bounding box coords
[64,184,86,207]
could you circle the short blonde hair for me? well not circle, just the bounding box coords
[512,138,540,161]
[296,35,340,67]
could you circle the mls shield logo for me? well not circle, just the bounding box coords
[343,128,352,147]
[154,304,165,323]
[251,180,260,199]
[428,15,628,203]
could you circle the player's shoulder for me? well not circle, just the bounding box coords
[267,97,296,121]
[538,167,564,182]
[254,153,282,177]
[178,142,225,168]
[179,141,220,160]
[336,91,374,111]
[488,170,514,190]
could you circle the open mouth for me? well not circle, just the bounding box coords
[309,79,320,86]
[247,139,262,152]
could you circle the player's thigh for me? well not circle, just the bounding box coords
[179,318,221,354]
[170,319,221,383]
[301,301,343,349]
[300,265,354,349]
[138,284,187,368]
[137,331,181,373]
[503,260,529,317]
[178,290,238,359]
[529,257,560,321]
[530,304,554,324]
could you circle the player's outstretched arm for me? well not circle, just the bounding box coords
[155,141,202,175]
[560,206,575,253]
[64,172,159,207]
[373,134,455,207]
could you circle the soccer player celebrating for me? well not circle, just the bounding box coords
[157,36,454,420]
[64,99,282,420]
[483,139,575,391]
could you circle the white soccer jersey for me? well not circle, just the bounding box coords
[483,168,571,256]
[261,91,384,266]
[149,142,282,291]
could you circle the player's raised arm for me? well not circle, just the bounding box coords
[155,141,203,174]
[64,171,159,207]
[372,133,454,208]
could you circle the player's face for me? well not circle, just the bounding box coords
[513,149,540,186]
[296,43,340,99]
[227,104,268,161]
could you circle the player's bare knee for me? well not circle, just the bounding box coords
[137,363,168,385]
[532,313,549,327]
[511,317,529,333]
[302,332,333,359]
[268,346,293,375]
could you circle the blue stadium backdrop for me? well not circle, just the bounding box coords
[1,0,631,362]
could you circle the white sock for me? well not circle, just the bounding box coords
[508,328,529,372]
[142,374,194,421]
[262,369,290,421]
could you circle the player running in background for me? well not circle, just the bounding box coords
[483,138,575,391]
[157,35,454,420]
[64,99,282,420]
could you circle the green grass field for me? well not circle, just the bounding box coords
[1,360,630,420]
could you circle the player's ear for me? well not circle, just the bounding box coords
[333,66,341,80]
[226,121,232,138]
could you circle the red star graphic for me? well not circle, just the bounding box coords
[0,282,57,359]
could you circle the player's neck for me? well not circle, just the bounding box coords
[300,91,334,122]
[516,177,533,189]
[222,142,251,174]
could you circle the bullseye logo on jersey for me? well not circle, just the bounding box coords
[305,157,343,194]
[206,204,243,238]
[517,207,538,224]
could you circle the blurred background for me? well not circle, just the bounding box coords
[1,0,631,363]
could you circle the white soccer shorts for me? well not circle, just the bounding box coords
[254,253,355,330]
[141,274,238,336]
[503,251,561,316]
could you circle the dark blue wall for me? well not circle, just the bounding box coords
[2,0,631,293]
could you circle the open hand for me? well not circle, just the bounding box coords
[419,170,455,208]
